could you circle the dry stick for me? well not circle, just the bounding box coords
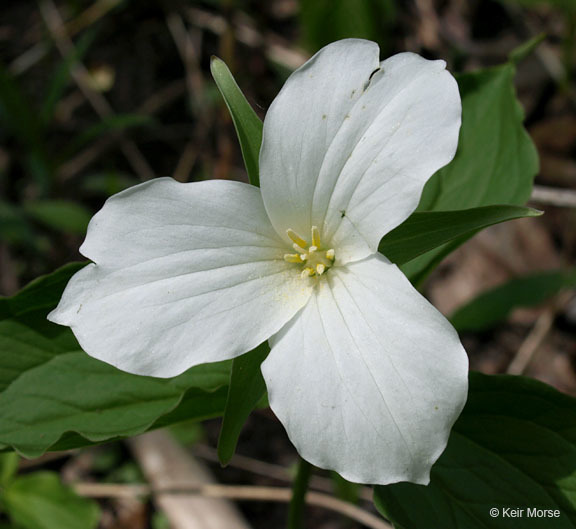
[192,443,374,503]
[187,7,308,70]
[131,431,252,529]
[531,185,576,209]
[507,291,573,375]
[73,482,391,529]
[58,80,186,182]
[166,13,206,182]
[9,0,123,75]
[38,0,155,181]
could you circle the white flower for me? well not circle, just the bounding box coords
[49,39,468,485]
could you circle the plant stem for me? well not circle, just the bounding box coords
[287,458,313,529]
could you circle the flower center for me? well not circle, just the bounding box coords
[283,226,335,279]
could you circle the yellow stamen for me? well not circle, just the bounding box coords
[316,264,326,275]
[293,243,307,254]
[284,253,302,264]
[301,267,315,279]
[326,249,335,260]
[311,226,321,247]
[287,229,308,249]
[308,245,318,253]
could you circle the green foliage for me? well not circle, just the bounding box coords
[451,269,576,332]
[509,33,546,64]
[379,205,541,265]
[299,0,395,52]
[211,56,263,186]
[24,200,92,234]
[0,264,230,457]
[330,472,360,505]
[3,472,100,529]
[217,342,269,465]
[405,62,539,283]
[374,373,576,529]
[0,453,19,487]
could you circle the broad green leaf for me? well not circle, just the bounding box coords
[24,200,92,234]
[4,472,100,529]
[0,452,18,486]
[379,205,541,265]
[419,64,538,210]
[374,373,576,529]
[406,62,539,283]
[299,0,395,52]
[451,269,576,332]
[210,56,262,186]
[0,264,230,457]
[217,342,269,465]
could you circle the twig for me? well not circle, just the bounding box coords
[507,291,573,375]
[38,0,155,181]
[130,431,252,529]
[58,80,186,181]
[166,13,207,181]
[192,443,374,502]
[531,185,576,208]
[73,482,391,529]
[187,7,308,70]
[166,13,205,104]
[9,0,123,75]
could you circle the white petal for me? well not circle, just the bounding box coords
[260,40,461,263]
[262,254,468,485]
[49,178,312,378]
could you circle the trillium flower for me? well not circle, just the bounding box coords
[49,39,468,485]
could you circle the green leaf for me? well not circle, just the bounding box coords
[379,205,541,265]
[451,269,576,332]
[0,264,231,457]
[0,452,19,487]
[509,33,546,65]
[374,372,576,529]
[3,472,100,529]
[210,56,263,186]
[405,62,539,283]
[330,472,360,505]
[217,342,269,465]
[24,200,92,234]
